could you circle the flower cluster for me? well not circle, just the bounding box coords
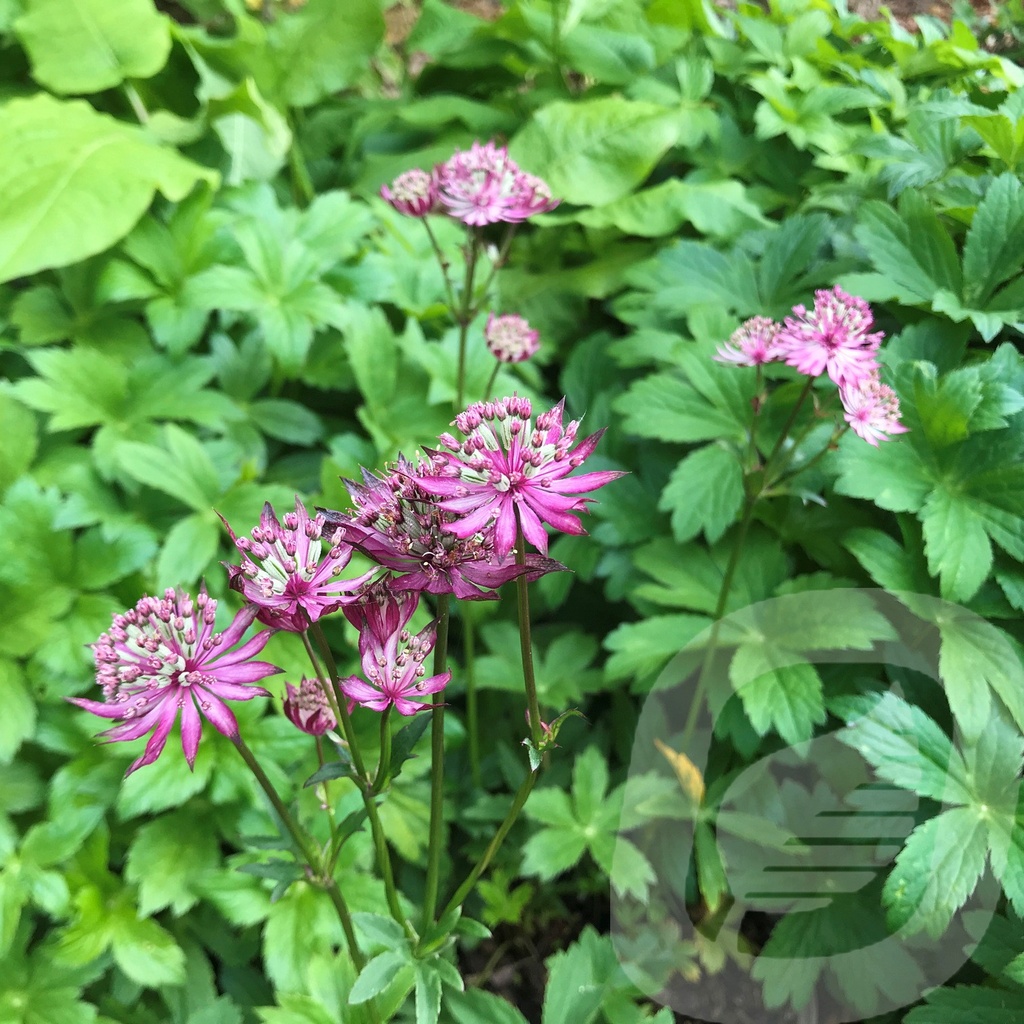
[715,287,906,446]
[72,589,280,775]
[76,397,619,767]
[485,313,540,364]
[380,140,559,226]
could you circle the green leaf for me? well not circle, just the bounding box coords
[921,487,993,602]
[445,990,529,1024]
[155,513,220,587]
[834,692,973,804]
[352,913,406,952]
[414,962,442,1024]
[0,660,36,764]
[572,746,609,827]
[249,399,323,444]
[834,434,932,512]
[843,527,928,591]
[116,426,223,512]
[511,97,681,206]
[386,715,431,784]
[0,396,38,494]
[349,951,412,1005]
[342,304,397,410]
[730,646,825,745]
[0,95,216,282]
[264,0,384,108]
[604,614,711,683]
[883,807,989,936]
[521,827,588,880]
[15,0,170,94]
[125,812,220,916]
[907,987,1024,1024]
[658,443,744,544]
[961,173,1024,307]
[542,937,604,1024]
[111,911,187,986]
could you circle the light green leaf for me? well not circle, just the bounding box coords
[834,434,932,512]
[541,932,605,1024]
[156,514,220,587]
[961,173,1024,307]
[883,807,988,936]
[15,0,170,94]
[0,396,37,494]
[659,443,744,544]
[521,828,588,880]
[111,911,186,986]
[604,614,711,683]
[446,990,529,1024]
[0,95,216,282]
[414,963,442,1024]
[511,97,681,206]
[349,951,412,1005]
[0,660,36,764]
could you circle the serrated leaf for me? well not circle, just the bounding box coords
[731,646,825,744]
[445,990,529,1024]
[962,173,1024,307]
[883,807,988,936]
[659,444,744,544]
[349,951,412,1005]
[0,660,36,764]
[156,513,220,587]
[414,963,442,1024]
[834,433,932,512]
[0,95,216,282]
[921,487,993,602]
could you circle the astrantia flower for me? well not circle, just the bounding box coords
[283,678,337,736]
[485,313,540,364]
[777,286,883,387]
[71,588,280,775]
[339,586,450,715]
[322,456,564,600]
[380,168,437,218]
[839,375,909,446]
[221,498,373,632]
[434,141,560,226]
[416,396,625,561]
[714,316,783,367]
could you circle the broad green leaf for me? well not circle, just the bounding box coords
[920,487,993,602]
[659,443,744,544]
[264,0,384,108]
[604,614,710,683]
[541,938,604,1024]
[446,990,529,1024]
[156,513,220,587]
[263,884,346,993]
[572,746,609,827]
[521,827,588,879]
[343,304,397,410]
[125,812,220,916]
[15,0,170,94]
[883,806,988,936]
[907,987,1024,1024]
[15,348,129,432]
[834,434,932,512]
[115,426,223,512]
[111,911,186,986]
[511,97,681,206]
[0,95,216,282]
[843,527,929,591]
[414,962,442,1024]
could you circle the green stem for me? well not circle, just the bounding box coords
[374,707,393,794]
[514,516,543,749]
[439,770,537,922]
[302,627,416,941]
[231,735,367,975]
[745,364,764,472]
[678,494,758,753]
[464,612,481,787]
[473,224,517,312]
[763,376,816,473]
[455,231,481,409]
[422,594,451,933]
[483,361,501,402]
[123,82,149,124]
[423,218,458,313]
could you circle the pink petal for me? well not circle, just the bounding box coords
[197,689,240,738]
[180,693,202,767]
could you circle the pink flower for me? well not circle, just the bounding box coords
[433,141,559,226]
[839,375,909,446]
[416,396,625,560]
[339,587,450,715]
[380,168,437,217]
[777,286,883,387]
[485,313,540,363]
[71,588,280,776]
[714,316,783,367]
[283,678,337,736]
[221,498,373,632]
[323,456,565,600]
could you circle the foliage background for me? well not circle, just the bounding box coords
[2,0,1024,1021]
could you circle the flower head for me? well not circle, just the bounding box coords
[839,375,909,446]
[714,316,783,367]
[416,396,625,561]
[380,168,437,218]
[283,678,337,736]
[221,498,373,632]
[433,141,560,226]
[71,588,280,775]
[323,456,564,599]
[777,286,883,387]
[339,586,450,715]
[485,313,540,364]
